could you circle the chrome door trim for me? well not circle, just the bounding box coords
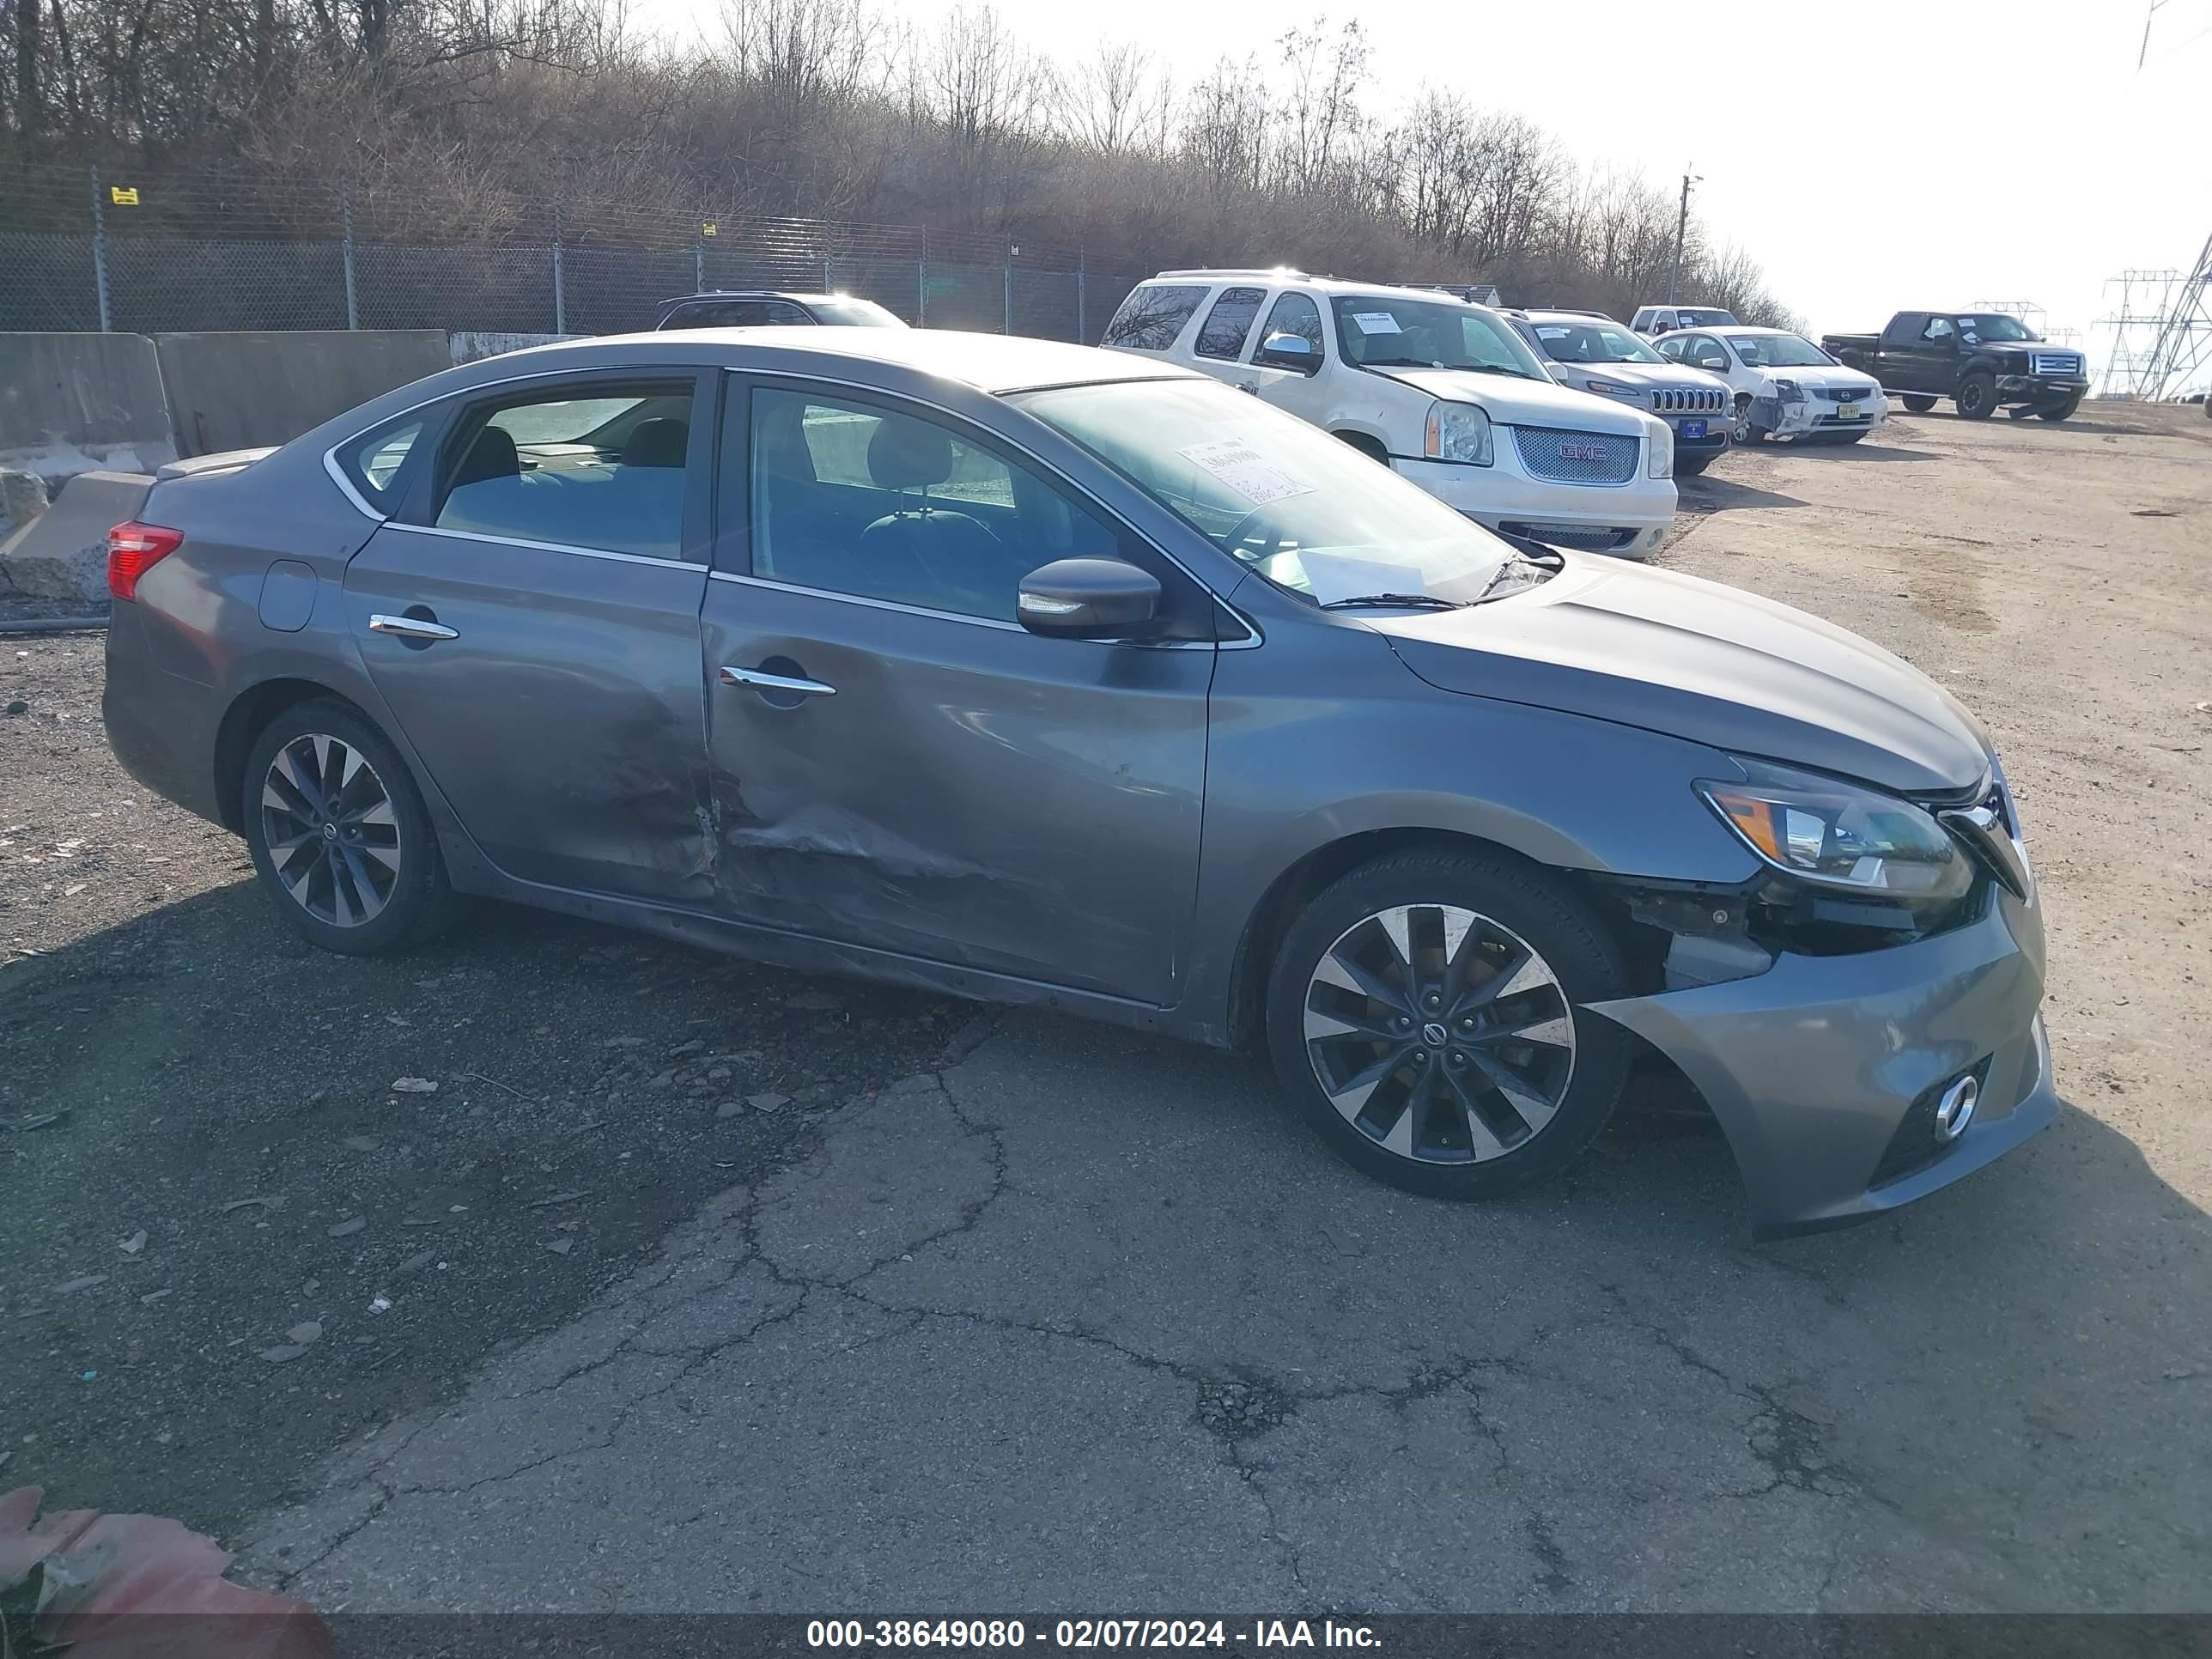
[719,665,837,697]
[368,613,460,641]
[398,523,701,571]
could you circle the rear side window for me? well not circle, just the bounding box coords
[1102,285,1208,351]
[432,379,696,559]
[1194,287,1267,361]
[333,416,425,513]
[664,300,809,329]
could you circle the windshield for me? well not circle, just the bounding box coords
[809,296,908,328]
[1330,295,1548,380]
[1727,332,1834,368]
[1680,307,1740,327]
[1528,319,1662,365]
[1013,379,1517,607]
[1958,314,2037,343]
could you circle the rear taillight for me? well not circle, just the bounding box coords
[107,521,184,601]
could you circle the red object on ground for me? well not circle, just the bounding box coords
[1,1486,331,1658]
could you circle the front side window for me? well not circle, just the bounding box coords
[1195,287,1267,361]
[1102,284,1209,351]
[1958,313,2033,343]
[1683,334,1730,372]
[1921,317,1955,343]
[335,416,425,512]
[1328,295,1548,380]
[1258,291,1326,357]
[1018,377,1516,608]
[433,380,694,559]
[750,388,1120,621]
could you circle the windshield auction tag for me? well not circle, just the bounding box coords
[1350,313,1403,334]
[1176,439,1317,505]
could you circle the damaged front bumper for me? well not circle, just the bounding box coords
[1757,386,1887,440]
[1588,890,2057,1238]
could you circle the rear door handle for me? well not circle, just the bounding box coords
[720,665,836,699]
[368,613,459,642]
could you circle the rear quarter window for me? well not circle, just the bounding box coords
[1102,285,1209,351]
[333,415,426,513]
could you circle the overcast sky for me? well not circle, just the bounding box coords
[644,0,2212,387]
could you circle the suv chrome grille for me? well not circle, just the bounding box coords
[1510,426,1639,484]
[2030,352,2082,377]
[1650,386,1727,414]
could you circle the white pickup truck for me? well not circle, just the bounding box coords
[1101,270,1677,557]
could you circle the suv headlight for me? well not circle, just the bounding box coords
[1698,759,1972,905]
[1646,416,1674,479]
[1584,378,1640,401]
[1424,401,1493,466]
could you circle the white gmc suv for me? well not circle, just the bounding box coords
[1103,270,1676,556]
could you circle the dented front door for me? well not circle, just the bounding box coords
[700,577,1212,1005]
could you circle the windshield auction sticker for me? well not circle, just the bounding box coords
[1176,439,1317,506]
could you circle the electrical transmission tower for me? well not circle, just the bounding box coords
[2096,246,2212,399]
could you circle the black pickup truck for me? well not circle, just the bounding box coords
[1820,311,2088,422]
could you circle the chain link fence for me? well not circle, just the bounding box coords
[0,163,1151,345]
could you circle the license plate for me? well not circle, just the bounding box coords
[1681,420,1707,440]
[1838,403,1860,419]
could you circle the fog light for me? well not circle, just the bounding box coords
[1933,1075,1979,1142]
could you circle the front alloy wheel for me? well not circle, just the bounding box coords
[1303,904,1575,1164]
[1266,850,1633,1200]
[260,734,402,927]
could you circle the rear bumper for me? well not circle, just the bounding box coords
[1589,890,2057,1238]
[1391,455,1676,558]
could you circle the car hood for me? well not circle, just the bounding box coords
[1755,364,1881,393]
[1542,360,1729,395]
[1370,553,1992,795]
[1371,367,1650,436]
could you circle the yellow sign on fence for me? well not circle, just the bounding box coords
[110,185,139,207]
[702,222,717,237]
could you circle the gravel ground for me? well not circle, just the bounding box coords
[5,398,2209,1609]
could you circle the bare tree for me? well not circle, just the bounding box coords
[1053,35,1170,156]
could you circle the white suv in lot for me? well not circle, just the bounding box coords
[1102,271,1677,557]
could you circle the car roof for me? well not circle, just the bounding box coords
[1707,325,1793,335]
[501,327,1204,395]
[659,290,847,306]
[1522,309,1623,324]
[1144,270,1468,302]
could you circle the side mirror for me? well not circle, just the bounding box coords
[1017,557,1163,640]
[1254,331,1321,374]
[1694,355,1727,373]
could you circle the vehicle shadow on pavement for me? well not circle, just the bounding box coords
[0,878,967,1542]
[1675,476,1808,514]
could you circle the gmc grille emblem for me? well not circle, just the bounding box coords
[1559,441,1606,462]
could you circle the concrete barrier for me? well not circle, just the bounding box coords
[154,330,449,457]
[449,331,580,365]
[0,332,177,482]
[0,468,152,605]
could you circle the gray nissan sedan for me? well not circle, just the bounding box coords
[101,329,2057,1236]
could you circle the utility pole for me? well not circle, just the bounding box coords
[1668,167,1699,307]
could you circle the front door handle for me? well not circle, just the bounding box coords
[720,665,836,699]
[369,613,459,642]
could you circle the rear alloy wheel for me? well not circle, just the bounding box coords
[243,701,459,955]
[1956,373,1996,420]
[1266,851,1632,1200]
[1901,394,1938,413]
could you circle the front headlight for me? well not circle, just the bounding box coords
[1584,378,1641,401]
[1773,378,1806,403]
[1697,759,1972,905]
[1646,416,1674,479]
[1424,401,1493,466]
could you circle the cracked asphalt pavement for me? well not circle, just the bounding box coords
[9,402,2212,1612]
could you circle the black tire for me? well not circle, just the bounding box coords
[1674,450,1714,477]
[1956,373,1996,420]
[2037,396,2082,422]
[1264,848,1635,1201]
[242,698,461,956]
[1901,394,1938,413]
